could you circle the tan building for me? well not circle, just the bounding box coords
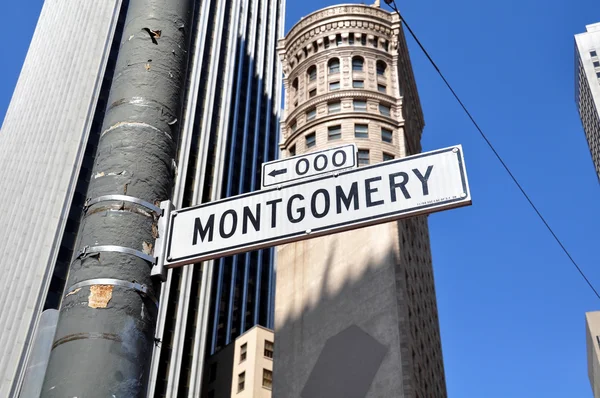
[274,3,447,397]
[202,326,274,398]
[587,312,600,397]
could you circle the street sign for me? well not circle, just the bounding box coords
[162,145,471,268]
[261,144,357,188]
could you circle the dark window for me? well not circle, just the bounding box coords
[378,84,387,93]
[292,78,299,92]
[354,124,368,138]
[349,33,355,44]
[383,152,395,162]
[594,61,600,68]
[240,343,247,363]
[597,72,600,78]
[328,102,341,113]
[377,60,387,76]
[238,372,245,392]
[309,88,317,98]
[353,100,367,112]
[328,58,340,74]
[591,50,598,57]
[290,120,297,132]
[208,390,215,398]
[329,81,340,91]
[208,362,217,382]
[306,108,316,121]
[264,340,274,358]
[336,33,342,46]
[353,80,364,88]
[358,149,370,166]
[306,132,316,148]
[352,56,364,71]
[381,128,393,143]
[328,125,342,140]
[263,369,273,389]
[379,104,391,116]
[324,37,330,49]
[307,65,317,81]
[289,145,296,156]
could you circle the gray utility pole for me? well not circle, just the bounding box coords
[41,0,193,396]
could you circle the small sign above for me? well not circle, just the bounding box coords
[261,144,357,188]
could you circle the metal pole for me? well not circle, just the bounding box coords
[41,0,193,396]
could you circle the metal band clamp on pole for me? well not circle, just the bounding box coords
[76,245,156,264]
[83,194,161,214]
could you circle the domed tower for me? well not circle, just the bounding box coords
[275,3,447,398]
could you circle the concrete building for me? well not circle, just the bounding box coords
[0,0,284,396]
[0,1,126,396]
[274,3,447,397]
[202,326,274,398]
[575,22,600,181]
[586,312,600,397]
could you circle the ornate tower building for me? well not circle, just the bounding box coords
[274,4,447,397]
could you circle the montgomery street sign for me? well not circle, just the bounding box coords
[261,144,357,188]
[160,145,471,269]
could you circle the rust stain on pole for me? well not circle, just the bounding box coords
[88,285,113,309]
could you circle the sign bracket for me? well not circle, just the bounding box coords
[152,200,174,281]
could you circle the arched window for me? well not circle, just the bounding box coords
[307,65,317,82]
[352,56,364,72]
[328,58,340,74]
[376,60,387,76]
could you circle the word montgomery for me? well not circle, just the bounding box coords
[192,166,434,244]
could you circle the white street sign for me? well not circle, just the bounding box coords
[163,145,471,268]
[261,144,357,188]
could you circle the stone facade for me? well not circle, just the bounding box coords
[274,4,447,398]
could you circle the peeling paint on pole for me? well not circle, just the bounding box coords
[88,286,114,309]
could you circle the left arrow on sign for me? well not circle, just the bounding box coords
[268,168,287,177]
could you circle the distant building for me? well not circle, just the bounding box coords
[586,311,600,397]
[274,3,447,397]
[202,326,274,398]
[575,22,600,181]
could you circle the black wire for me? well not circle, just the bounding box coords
[387,0,600,300]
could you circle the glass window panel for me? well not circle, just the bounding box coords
[379,104,391,116]
[328,125,342,140]
[306,132,316,148]
[328,102,341,113]
[354,124,368,138]
[358,149,370,166]
[353,80,364,88]
[381,128,393,143]
[308,66,317,81]
[328,58,340,74]
[353,100,367,112]
[329,81,340,91]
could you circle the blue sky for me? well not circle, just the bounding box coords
[2,0,600,397]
